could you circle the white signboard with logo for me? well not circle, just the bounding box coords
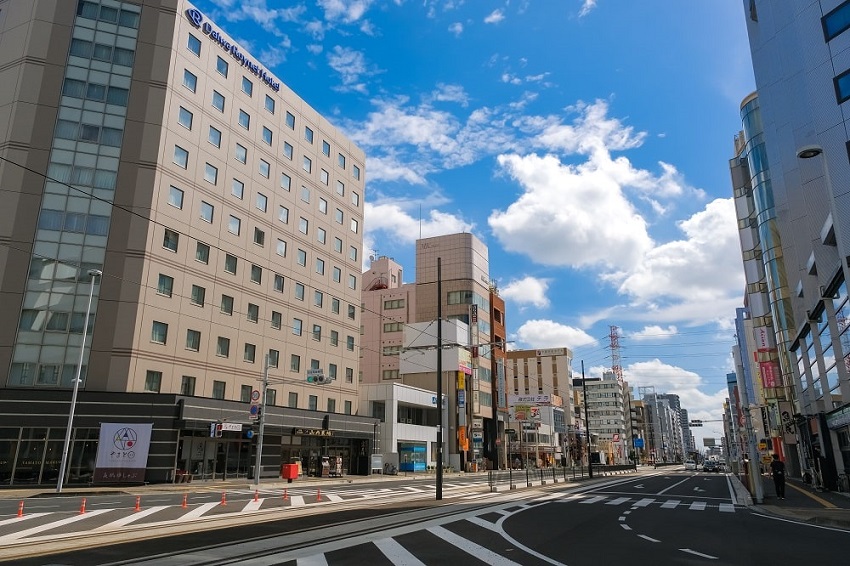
[93,423,153,483]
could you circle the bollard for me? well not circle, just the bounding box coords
[17,501,24,518]
[80,497,87,514]
[220,491,227,506]
[134,496,141,512]
[282,488,288,501]
[254,490,259,502]
[181,493,188,509]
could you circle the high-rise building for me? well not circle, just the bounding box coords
[732,0,850,487]
[0,0,373,486]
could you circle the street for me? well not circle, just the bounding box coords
[2,469,848,564]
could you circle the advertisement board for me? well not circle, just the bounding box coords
[93,423,153,483]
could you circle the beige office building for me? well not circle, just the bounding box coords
[0,0,374,486]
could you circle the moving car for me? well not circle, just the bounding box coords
[684,459,697,471]
[703,460,719,473]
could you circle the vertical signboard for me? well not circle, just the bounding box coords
[93,423,153,483]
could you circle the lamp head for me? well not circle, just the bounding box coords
[796,145,823,159]
[87,269,103,277]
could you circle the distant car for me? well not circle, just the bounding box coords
[703,460,719,473]
[684,459,697,471]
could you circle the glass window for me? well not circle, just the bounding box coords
[349,246,358,261]
[288,391,298,408]
[276,238,287,256]
[338,153,346,168]
[292,318,303,336]
[299,217,308,234]
[151,321,168,344]
[274,273,284,292]
[183,69,197,92]
[308,395,317,411]
[318,198,328,214]
[300,185,310,203]
[335,209,343,224]
[173,145,188,168]
[242,76,253,96]
[350,218,358,233]
[348,274,357,289]
[281,173,291,191]
[178,106,193,129]
[295,282,305,300]
[224,254,237,274]
[181,375,196,395]
[262,126,273,145]
[286,111,295,129]
[332,298,340,314]
[291,354,301,373]
[317,227,327,244]
[232,178,244,199]
[322,140,331,156]
[259,159,270,178]
[251,264,262,284]
[346,367,354,383]
[316,258,325,275]
[212,90,225,112]
[221,294,234,314]
[256,193,268,212]
[228,215,241,235]
[297,249,307,266]
[353,164,361,180]
[190,285,205,306]
[144,371,162,393]
[320,169,329,185]
[283,142,293,160]
[212,380,226,399]
[314,291,324,307]
[163,229,179,251]
[824,2,850,41]
[196,242,210,263]
[304,126,314,143]
[157,274,174,296]
[238,109,250,130]
[265,94,275,114]
[278,206,289,224]
[200,201,214,222]
[346,335,355,351]
[334,237,343,253]
[247,303,259,323]
[271,311,282,329]
[204,163,218,185]
[333,267,341,283]
[254,227,265,246]
[217,336,230,357]
[168,186,184,209]
[336,180,344,196]
[241,384,253,401]
[836,68,850,104]
[351,192,360,207]
[216,56,228,77]
[330,330,339,346]
[235,143,247,163]
[268,349,279,368]
[303,156,312,173]
[208,126,221,147]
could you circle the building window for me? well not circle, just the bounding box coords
[312,324,322,341]
[825,4,850,42]
[286,111,295,129]
[353,164,360,180]
[244,343,256,363]
[204,163,218,185]
[278,206,289,224]
[384,322,403,332]
[293,318,303,336]
[271,311,282,329]
[345,367,354,383]
[320,169,329,185]
[259,159,270,178]
[181,375,196,396]
[276,238,287,257]
[157,274,174,297]
[330,330,339,346]
[299,217,308,234]
[242,76,253,97]
[835,67,850,104]
[144,370,162,393]
[247,303,259,323]
[266,389,277,406]
[232,178,244,199]
[208,126,221,147]
[382,369,399,380]
[224,254,237,274]
[238,109,250,130]
[216,56,228,77]
[200,201,214,222]
[288,391,298,408]
[254,227,265,246]
[333,267,341,283]
[235,143,247,163]
[268,349,279,368]
[332,298,340,314]
[338,153,346,168]
[163,229,179,252]
[168,186,184,209]
[283,142,293,160]
[350,218,359,234]
[187,34,201,56]
[217,337,231,357]
[173,145,188,168]
[317,228,327,245]
[295,282,305,301]
[220,294,234,314]
[308,395,318,411]
[334,237,343,253]
[186,329,201,351]
[183,69,197,92]
[190,285,205,306]
[262,126,273,145]
[251,264,262,284]
[327,398,336,413]
[351,192,360,207]
[314,290,324,307]
[151,321,168,344]
[281,173,291,191]
[212,90,224,112]
[195,242,210,263]
[291,354,301,372]
[344,400,352,415]
[349,246,358,261]
[241,384,252,401]
[303,156,312,173]
[347,304,356,320]
[274,273,284,292]
[335,208,343,224]
[265,94,275,114]
[304,126,314,143]
[212,380,226,400]
[228,215,241,235]
[346,335,355,351]
[300,185,310,203]
[322,140,330,156]
[256,193,268,212]
[316,259,326,277]
[297,249,307,266]
[178,106,193,129]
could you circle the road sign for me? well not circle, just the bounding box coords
[504,428,516,435]
[249,405,260,420]
[251,389,261,403]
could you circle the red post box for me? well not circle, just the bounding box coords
[281,463,298,482]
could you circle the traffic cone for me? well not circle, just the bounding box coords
[134,496,141,512]
[220,491,227,506]
[316,487,321,501]
[17,501,24,518]
[282,488,288,501]
[253,490,259,502]
[79,497,87,514]
[181,493,188,509]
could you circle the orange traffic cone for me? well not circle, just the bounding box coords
[17,501,24,518]
[316,487,321,501]
[181,493,188,508]
[253,490,259,502]
[79,497,87,514]
[282,488,288,501]
[220,491,227,506]
[134,496,141,512]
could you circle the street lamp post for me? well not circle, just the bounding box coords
[252,354,270,486]
[581,361,593,479]
[436,257,443,500]
[56,268,101,493]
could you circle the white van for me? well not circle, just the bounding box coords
[684,459,697,471]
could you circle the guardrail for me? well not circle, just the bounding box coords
[487,464,638,491]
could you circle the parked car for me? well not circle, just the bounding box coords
[703,460,719,473]
[684,459,697,471]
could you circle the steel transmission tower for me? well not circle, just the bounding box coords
[609,325,624,383]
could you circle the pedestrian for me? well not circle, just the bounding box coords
[770,454,786,499]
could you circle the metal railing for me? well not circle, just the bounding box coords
[487,463,637,489]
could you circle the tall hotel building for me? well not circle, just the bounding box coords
[731,0,850,488]
[0,0,374,486]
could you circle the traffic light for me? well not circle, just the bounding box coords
[307,373,331,385]
[214,423,223,437]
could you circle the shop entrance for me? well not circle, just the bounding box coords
[178,434,252,481]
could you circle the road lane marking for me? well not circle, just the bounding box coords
[181,502,219,520]
[95,506,168,530]
[0,509,109,542]
[466,516,500,531]
[657,477,691,495]
[374,537,426,566]
[326,494,344,502]
[580,496,607,504]
[719,503,735,513]
[680,548,718,559]
[242,499,263,512]
[726,474,738,504]
[689,502,706,511]
[633,498,655,507]
[428,525,523,565]
[661,500,680,509]
[0,512,49,527]
[638,534,660,543]
[605,497,631,506]
[296,555,329,565]
[620,524,632,531]
[618,516,626,522]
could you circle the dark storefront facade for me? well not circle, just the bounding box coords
[0,389,379,487]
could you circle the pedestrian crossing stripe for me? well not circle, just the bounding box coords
[555,495,737,512]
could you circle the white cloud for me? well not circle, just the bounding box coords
[327,46,373,93]
[428,83,469,107]
[628,325,679,341]
[500,276,551,309]
[535,99,646,156]
[448,22,463,36]
[484,9,505,24]
[579,0,598,17]
[318,0,374,24]
[365,155,429,184]
[513,320,597,350]
[364,202,474,244]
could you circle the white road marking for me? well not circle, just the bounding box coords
[95,506,168,530]
[296,555,329,566]
[0,509,110,542]
[242,499,263,512]
[466,516,500,532]
[680,548,718,559]
[326,494,344,503]
[289,496,306,507]
[427,525,523,565]
[661,500,680,509]
[580,496,607,504]
[181,502,219,520]
[374,537,426,566]
[658,477,691,495]
[618,516,627,522]
[620,524,632,531]
[638,534,660,543]
[689,501,706,511]
[719,503,736,513]
[0,513,49,527]
[633,498,655,507]
[605,497,631,506]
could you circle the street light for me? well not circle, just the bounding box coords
[56,268,102,493]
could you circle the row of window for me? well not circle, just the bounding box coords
[62,78,129,106]
[147,371,354,413]
[38,209,110,236]
[47,162,117,191]
[77,1,140,29]
[56,119,124,147]
[69,38,135,67]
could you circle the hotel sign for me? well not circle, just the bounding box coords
[185,7,281,92]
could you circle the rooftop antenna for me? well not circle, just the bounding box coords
[419,204,422,240]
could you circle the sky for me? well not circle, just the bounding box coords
[189,0,756,448]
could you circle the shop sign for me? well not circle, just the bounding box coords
[292,428,333,437]
[93,423,153,483]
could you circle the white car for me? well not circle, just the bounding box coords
[684,459,697,471]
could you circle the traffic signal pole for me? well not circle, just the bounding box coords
[253,355,269,486]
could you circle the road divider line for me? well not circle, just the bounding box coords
[620,524,632,531]
[638,534,660,543]
[680,548,718,559]
[95,506,168,530]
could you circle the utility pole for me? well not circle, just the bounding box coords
[582,361,593,479]
[436,257,443,501]
[253,354,269,486]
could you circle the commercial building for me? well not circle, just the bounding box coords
[731,0,850,488]
[0,0,373,486]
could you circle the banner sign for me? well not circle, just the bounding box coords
[93,423,153,483]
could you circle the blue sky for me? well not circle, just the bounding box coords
[190,0,755,445]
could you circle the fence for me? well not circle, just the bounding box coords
[487,463,637,490]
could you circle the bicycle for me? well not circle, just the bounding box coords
[837,472,849,493]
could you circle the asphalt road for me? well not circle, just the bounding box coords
[5,471,849,565]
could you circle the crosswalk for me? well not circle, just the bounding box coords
[544,492,738,512]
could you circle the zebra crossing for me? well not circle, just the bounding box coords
[543,492,738,512]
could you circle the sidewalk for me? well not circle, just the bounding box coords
[735,473,850,530]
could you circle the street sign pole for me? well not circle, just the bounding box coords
[253,355,269,486]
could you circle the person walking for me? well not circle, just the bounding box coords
[770,453,786,500]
